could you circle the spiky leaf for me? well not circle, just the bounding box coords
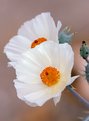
[58,26,74,44]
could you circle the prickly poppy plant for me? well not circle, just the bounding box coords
[4,12,89,109]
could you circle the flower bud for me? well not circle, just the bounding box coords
[80,41,89,60]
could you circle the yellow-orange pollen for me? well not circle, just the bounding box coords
[31,37,47,48]
[40,66,60,87]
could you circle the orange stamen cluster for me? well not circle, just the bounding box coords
[31,37,47,48]
[40,66,60,87]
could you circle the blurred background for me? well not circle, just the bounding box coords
[0,0,89,121]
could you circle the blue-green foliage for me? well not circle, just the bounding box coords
[80,41,89,83]
[80,41,89,59]
[85,63,89,83]
[58,26,74,43]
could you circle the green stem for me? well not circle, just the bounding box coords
[67,85,89,108]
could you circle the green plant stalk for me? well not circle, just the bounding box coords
[67,85,89,108]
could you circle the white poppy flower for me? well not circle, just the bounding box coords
[13,41,78,107]
[4,12,62,62]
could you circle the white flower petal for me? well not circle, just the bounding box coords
[67,75,79,86]
[14,80,61,107]
[58,43,74,73]
[14,79,46,98]
[4,35,31,61]
[23,100,38,107]
[53,92,61,105]
[14,49,52,83]
[18,12,60,42]
[13,41,75,106]
[15,41,74,89]
[36,41,74,74]
[57,20,62,33]
[5,12,62,64]
[23,89,53,106]
[15,64,42,84]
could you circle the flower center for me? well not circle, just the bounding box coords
[40,66,60,87]
[31,37,47,48]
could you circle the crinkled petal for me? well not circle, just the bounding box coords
[15,41,74,90]
[18,12,60,42]
[35,41,74,74]
[4,35,31,61]
[57,20,62,34]
[67,75,79,86]
[53,92,61,105]
[14,80,61,106]
[23,89,53,106]
[13,41,74,106]
[14,79,47,98]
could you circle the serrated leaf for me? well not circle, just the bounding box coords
[58,26,74,43]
